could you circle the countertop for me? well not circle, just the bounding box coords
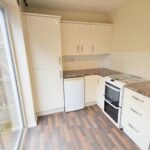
[63,68,121,79]
[63,68,150,98]
[126,81,150,98]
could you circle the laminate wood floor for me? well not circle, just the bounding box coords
[23,105,139,150]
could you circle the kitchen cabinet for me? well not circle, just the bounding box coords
[96,76,105,110]
[61,22,112,56]
[122,88,150,150]
[32,69,64,114]
[24,13,64,115]
[25,15,61,69]
[79,24,91,55]
[91,25,112,54]
[85,75,98,105]
[61,23,79,56]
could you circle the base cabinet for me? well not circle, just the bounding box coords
[85,75,105,108]
[96,76,105,110]
[122,88,150,150]
[85,75,98,105]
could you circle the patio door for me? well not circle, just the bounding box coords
[0,8,25,150]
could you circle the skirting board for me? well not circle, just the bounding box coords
[28,122,37,128]
[85,101,97,107]
[97,101,101,108]
[35,102,96,117]
[36,107,64,117]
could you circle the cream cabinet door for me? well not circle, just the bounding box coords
[85,75,98,105]
[79,24,92,55]
[61,23,80,56]
[96,76,105,110]
[32,69,64,113]
[24,14,64,115]
[91,25,112,54]
[25,15,61,69]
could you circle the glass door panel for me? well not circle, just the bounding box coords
[0,8,24,150]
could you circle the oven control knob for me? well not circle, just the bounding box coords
[110,79,115,82]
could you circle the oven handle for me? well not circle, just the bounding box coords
[105,99,119,110]
[105,83,120,92]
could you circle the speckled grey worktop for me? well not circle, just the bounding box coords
[126,81,150,98]
[63,68,121,79]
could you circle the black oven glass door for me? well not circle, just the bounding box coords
[104,100,118,123]
[105,82,120,107]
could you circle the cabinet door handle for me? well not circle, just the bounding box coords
[77,45,80,53]
[81,45,83,53]
[128,123,139,133]
[59,57,61,66]
[60,71,62,78]
[130,108,142,116]
[97,78,99,85]
[132,96,144,103]
[92,45,94,53]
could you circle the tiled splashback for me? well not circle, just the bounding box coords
[104,0,150,80]
[104,50,150,80]
[63,55,106,70]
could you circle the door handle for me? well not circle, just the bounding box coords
[132,96,144,103]
[81,45,83,53]
[92,45,94,53]
[59,57,62,66]
[130,108,142,116]
[128,123,139,133]
[60,71,62,78]
[76,45,80,53]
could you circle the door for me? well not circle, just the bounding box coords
[85,75,98,104]
[61,23,80,56]
[0,9,24,150]
[79,24,91,55]
[91,25,112,54]
[25,15,61,69]
[32,69,64,113]
[105,82,120,107]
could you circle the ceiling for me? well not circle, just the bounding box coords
[27,0,132,13]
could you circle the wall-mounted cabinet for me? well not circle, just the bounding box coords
[91,25,112,54]
[61,23,80,56]
[61,22,112,56]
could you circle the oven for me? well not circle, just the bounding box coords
[105,82,120,107]
[104,82,122,128]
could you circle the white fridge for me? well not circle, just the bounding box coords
[64,77,85,112]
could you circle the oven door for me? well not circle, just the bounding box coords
[105,82,120,107]
[104,100,119,123]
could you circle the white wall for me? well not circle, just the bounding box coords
[104,0,150,80]
[4,0,37,127]
[23,7,111,23]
